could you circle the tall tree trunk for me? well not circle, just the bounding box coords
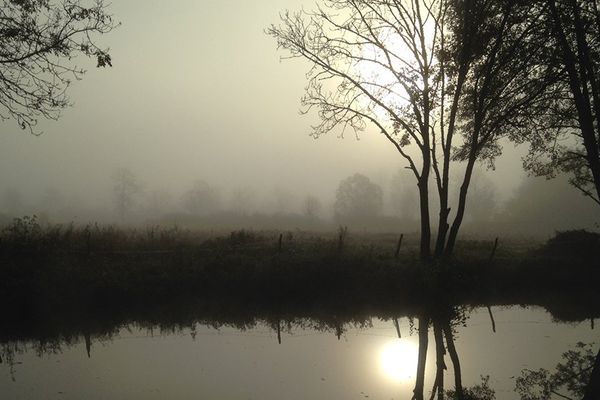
[444,155,476,257]
[419,176,432,261]
[432,321,446,400]
[443,322,464,399]
[413,316,430,400]
[434,50,470,259]
[416,0,433,262]
[570,0,600,142]
[434,203,451,260]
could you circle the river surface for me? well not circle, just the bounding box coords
[1,306,598,400]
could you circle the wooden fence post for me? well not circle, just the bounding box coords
[395,234,404,259]
[489,237,499,261]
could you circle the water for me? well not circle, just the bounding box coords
[1,307,598,399]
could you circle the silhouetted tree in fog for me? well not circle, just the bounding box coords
[0,0,116,133]
[112,168,142,219]
[181,180,221,216]
[334,174,383,222]
[303,195,322,219]
[516,1,600,207]
[269,0,555,259]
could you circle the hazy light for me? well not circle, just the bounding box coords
[379,339,419,382]
[355,21,438,121]
[356,34,411,117]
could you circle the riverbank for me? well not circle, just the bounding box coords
[1,220,599,343]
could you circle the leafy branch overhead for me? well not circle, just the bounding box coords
[0,0,117,133]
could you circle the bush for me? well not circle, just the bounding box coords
[543,230,600,262]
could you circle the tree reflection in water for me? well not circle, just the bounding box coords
[408,307,599,400]
[410,306,469,400]
[515,342,600,400]
[1,304,599,399]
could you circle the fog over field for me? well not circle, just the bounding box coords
[0,0,598,237]
[2,2,600,399]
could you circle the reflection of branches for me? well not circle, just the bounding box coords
[443,322,463,397]
[431,321,447,400]
[413,315,430,400]
[1,329,119,381]
[515,342,600,400]
[410,307,499,400]
[411,310,463,400]
[446,376,495,400]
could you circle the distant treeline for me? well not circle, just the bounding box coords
[1,172,599,237]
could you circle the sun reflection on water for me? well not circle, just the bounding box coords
[379,339,419,382]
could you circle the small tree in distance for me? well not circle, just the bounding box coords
[334,174,383,223]
[303,195,323,219]
[112,168,142,219]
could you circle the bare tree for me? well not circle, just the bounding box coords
[269,0,445,258]
[0,0,116,133]
[269,0,553,259]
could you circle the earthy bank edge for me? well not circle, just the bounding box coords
[0,226,599,343]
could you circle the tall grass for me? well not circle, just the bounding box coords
[1,216,598,338]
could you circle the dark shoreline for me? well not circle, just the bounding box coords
[1,225,598,344]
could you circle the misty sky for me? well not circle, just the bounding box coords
[0,0,582,224]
